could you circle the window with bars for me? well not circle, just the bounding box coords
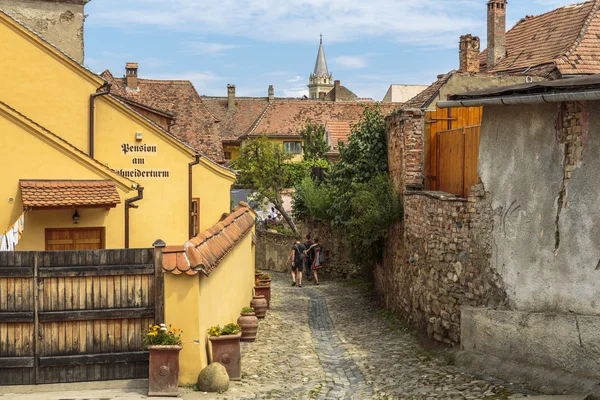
[191,198,200,238]
[283,141,302,154]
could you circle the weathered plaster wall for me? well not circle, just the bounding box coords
[0,0,88,63]
[255,230,297,272]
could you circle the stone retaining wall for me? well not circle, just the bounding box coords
[255,230,298,273]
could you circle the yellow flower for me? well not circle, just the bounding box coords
[148,331,157,336]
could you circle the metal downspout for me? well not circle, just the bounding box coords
[125,186,144,249]
[437,89,600,108]
[189,155,201,239]
[89,83,112,158]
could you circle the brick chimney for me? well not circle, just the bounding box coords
[332,80,341,101]
[268,85,274,101]
[487,0,507,68]
[125,62,139,91]
[227,84,236,109]
[459,34,480,73]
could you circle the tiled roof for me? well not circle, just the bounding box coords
[481,0,600,76]
[403,72,455,109]
[162,202,255,276]
[20,180,121,208]
[101,70,224,161]
[325,121,353,153]
[202,97,270,140]
[247,101,401,137]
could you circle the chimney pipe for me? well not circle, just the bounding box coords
[487,0,507,68]
[125,62,139,91]
[333,80,341,101]
[227,84,236,109]
[459,34,480,73]
[268,85,274,101]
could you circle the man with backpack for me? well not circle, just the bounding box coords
[289,239,306,287]
[308,238,324,286]
[303,234,314,281]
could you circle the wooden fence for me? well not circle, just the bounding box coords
[424,106,482,198]
[0,246,164,385]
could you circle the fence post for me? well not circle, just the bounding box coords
[152,240,166,324]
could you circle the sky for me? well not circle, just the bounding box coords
[85,0,578,100]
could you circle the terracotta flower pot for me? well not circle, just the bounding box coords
[147,345,182,397]
[237,312,259,342]
[254,285,271,308]
[254,272,262,281]
[250,295,268,319]
[209,332,242,381]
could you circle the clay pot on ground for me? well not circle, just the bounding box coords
[148,345,182,397]
[254,285,271,308]
[237,312,259,342]
[250,295,268,319]
[209,332,242,381]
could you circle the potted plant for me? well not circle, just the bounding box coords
[145,323,183,397]
[258,273,271,284]
[254,280,271,308]
[237,306,259,342]
[208,323,242,380]
[250,295,268,319]
[254,269,264,281]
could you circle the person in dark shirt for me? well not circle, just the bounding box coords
[303,234,314,281]
[308,237,323,285]
[289,239,306,287]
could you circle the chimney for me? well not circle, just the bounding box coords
[125,62,139,91]
[268,85,274,101]
[227,84,236,109]
[487,0,507,68]
[459,34,480,73]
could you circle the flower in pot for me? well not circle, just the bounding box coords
[208,323,242,381]
[254,269,263,280]
[258,273,271,283]
[237,307,258,342]
[254,280,271,309]
[145,323,183,397]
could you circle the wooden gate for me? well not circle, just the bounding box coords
[0,248,164,385]
[424,106,482,198]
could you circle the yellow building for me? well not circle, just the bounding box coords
[0,9,236,250]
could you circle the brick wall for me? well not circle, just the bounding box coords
[386,108,424,192]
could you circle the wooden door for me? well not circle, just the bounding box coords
[45,228,105,251]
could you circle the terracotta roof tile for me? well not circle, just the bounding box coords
[20,180,121,208]
[325,121,353,153]
[162,202,255,276]
[202,97,270,140]
[403,72,456,109]
[101,71,224,161]
[481,0,600,76]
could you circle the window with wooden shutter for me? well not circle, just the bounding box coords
[191,198,200,237]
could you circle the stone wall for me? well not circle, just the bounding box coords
[0,0,89,63]
[386,108,423,191]
[255,229,297,273]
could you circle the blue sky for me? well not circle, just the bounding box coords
[85,0,576,100]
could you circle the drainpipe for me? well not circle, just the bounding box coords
[437,89,600,108]
[125,186,144,248]
[89,83,112,158]
[189,154,201,239]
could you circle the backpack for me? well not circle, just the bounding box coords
[295,244,306,261]
[319,249,325,265]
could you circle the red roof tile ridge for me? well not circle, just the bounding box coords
[562,0,600,58]
[246,102,272,135]
[112,94,176,118]
[0,100,137,187]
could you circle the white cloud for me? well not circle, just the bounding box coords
[87,0,483,46]
[283,83,309,98]
[287,76,302,83]
[334,55,369,69]
[183,42,241,56]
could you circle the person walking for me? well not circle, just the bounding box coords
[289,239,306,287]
[308,238,324,285]
[303,234,314,281]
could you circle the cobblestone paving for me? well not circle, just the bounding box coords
[190,272,534,400]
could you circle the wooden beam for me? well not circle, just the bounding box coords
[39,264,154,278]
[0,267,34,278]
[38,307,154,322]
[153,241,166,325]
[39,351,149,367]
[0,312,34,323]
[0,357,35,369]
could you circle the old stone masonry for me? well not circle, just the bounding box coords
[197,272,532,400]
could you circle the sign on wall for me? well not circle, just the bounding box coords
[117,143,170,179]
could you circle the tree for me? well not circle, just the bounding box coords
[234,137,298,233]
[301,120,330,162]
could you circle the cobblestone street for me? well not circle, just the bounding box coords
[198,271,533,399]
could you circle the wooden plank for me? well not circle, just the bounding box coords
[33,253,40,384]
[38,264,154,278]
[0,312,34,323]
[0,357,35,368]
[154,247,164,324]
[46,240,74,245]
[0,267,33,278]
[38,307,155,323]
[38,351,149,367]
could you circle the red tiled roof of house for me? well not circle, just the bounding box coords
[202,97,270,140]
[247,101,401,137]
[20,180,121,208]
[403,72,455,109]
[162,202,255,276]
[101,70,224,161]
[325,121,353,153]
[481,0,600,76]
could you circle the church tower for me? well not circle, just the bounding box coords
[308,35,334,99]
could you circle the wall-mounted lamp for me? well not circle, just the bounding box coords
[135,132,143,141]
[72,209,80,224]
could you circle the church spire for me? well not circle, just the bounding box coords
[313,34,329,76]
[308,35,333,99]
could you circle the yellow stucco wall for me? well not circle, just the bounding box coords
[193,158,234,232]
[223,144,240,161]
[239,138,304,162]
[0,107,130,250]
[164,231,255,385]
